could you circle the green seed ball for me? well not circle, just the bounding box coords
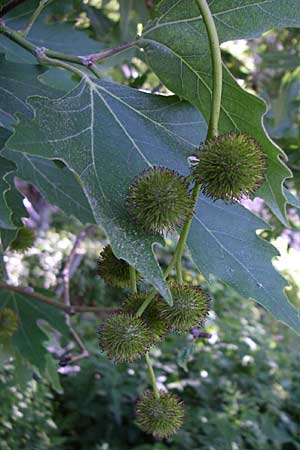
[0,308,18,339]
[99,313,153,363]
[160,282,210,332]
[136,391,184,438]
[98,246,140,288]
[9,227,35,252]
[123,294,168,343]
[127,167,193,234]
[193,133,267,202]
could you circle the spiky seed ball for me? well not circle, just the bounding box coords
[127,167,193,234]
[136,391,184,438]
[193,133,267,202]
[160,282,210,332]
[98,246,140,288]
[123,294,168,343]
[99,313,153,363]
[0,308,18,339]
[9,227,35,252]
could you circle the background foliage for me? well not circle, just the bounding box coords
[0,0,300,449]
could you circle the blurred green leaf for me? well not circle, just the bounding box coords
[0,287,68,372]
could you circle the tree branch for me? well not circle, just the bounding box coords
[0,21,136,76]
[0,282,119,314]
[61,226,98,361]
[62,225,96,310]
[83,42,135,65]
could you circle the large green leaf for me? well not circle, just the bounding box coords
[140,0,300,225]
[187,197,300,334]
[6,78,205,303]
[0,287,69,371]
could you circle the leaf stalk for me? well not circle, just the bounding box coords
[145,352,160,399]
[20,0,50,37]
[194,0,222,139]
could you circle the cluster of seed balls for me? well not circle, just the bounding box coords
[98,245,210,438]
[98,132,267,439]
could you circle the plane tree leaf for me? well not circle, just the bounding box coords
[6,78,205,303]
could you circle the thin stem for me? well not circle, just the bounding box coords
[88,64,102,79]
[175,184,201,284]
[21,0,50,37]
[86,41,135,64]
[135,249,178,318]
[135,290,155,318]
[35,47,88,79]
[145,353,160,399]
[0,23,39,55]
[0,282,118,314]
[130,266,137,294]
[174,0,223,282]
[194,0,222,139]
[135,185,200,316]
[62,226,98,360]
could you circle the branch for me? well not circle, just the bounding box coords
[0,21,136,76]
[0,0,27,17]
[21,0,50,37]
[62,225,96,310]
[61,225,98,362]
[0,282,119,314]
[83,42,135,65]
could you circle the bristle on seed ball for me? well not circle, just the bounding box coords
[160,282,210,332]
[136,391,184,438]
[123,294,168,343]
[98,245,140,288]
[127,167,193,234]
[193,133,267,202]
[99,313,153,363]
